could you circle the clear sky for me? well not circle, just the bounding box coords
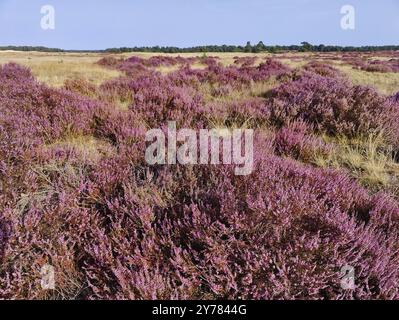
[1,0,398,50]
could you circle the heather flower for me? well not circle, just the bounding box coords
[303,61,343,78]
[274,120,332,161]
[268,72,399,144]
[392,92,399,103]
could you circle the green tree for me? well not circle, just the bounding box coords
[244,41,252,53]
[300,41,313,52]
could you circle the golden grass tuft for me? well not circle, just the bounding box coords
[44,135,115,163]
[314,133,399,190]
[200,78,279,104]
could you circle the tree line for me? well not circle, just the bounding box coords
[2,42,399,54]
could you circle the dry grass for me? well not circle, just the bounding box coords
[200,78,279,104]
[44,135,115,163]
[0,51,121,87]
[155,65,181,74]
[278,58,307,69]
[335,64,399,95]
[28,61,121,88]
[314,133,399,190]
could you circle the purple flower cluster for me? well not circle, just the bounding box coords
[393,92,399,103]
[274,120,332,161]
[302,61,344,78]
[101,55,290,90]
[233,56,257,67]
[267,71,399,144]
[344,56,399,73]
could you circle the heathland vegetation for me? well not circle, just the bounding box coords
[0,50,399,299]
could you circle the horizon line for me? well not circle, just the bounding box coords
[1,43,399,53]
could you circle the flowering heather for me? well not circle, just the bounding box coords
[64,78,98,97]
[198,56,220,67]
[366,59,399,73]
[274,120,332,162]
[207,98,269,127]
[267,72,399,143]
[100,55,290,90]
[234,56,257,67]
[344,56,399,73]
[1,53,399,301]
[97,56,124,68]
[302,61,344,78]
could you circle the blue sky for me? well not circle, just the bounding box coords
[1,0,398,50]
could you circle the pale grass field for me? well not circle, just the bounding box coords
[0,51,121,87]
[335,64,399,95]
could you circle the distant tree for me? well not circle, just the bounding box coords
[257,41,266,50]
[252,41,267,53]
[316,44,326,52]
[244,41,252,53]
[300,41,313,52]
[268,46,277,53]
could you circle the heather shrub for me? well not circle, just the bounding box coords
[125,56,145,65]
[76,139,399,299]
[101,56,291,95]
[366,59,399,73]
[0,64,109,144]
[207,98,269,128]
[97,56,123,68]
[167,66,204,88]
[303,61,343,78]
[274,120,332,162]
[64,77,98,97]
[107,55,197,75]
[147,56,182,67]
[170,58,289,90]
[268,72,399,144]
[344,57,399,73]
[208,84,234,98]
[234,56,257,67]
[257,58,291,79]
[388,59,399,72]
[209,58,290,87]
[364,63,392,73]
[98,77,135,106]
[199,56,219,67]
[119,62,154,78]
[127,75,206,127]
[0,62,34,81]
[343,56,368,70]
